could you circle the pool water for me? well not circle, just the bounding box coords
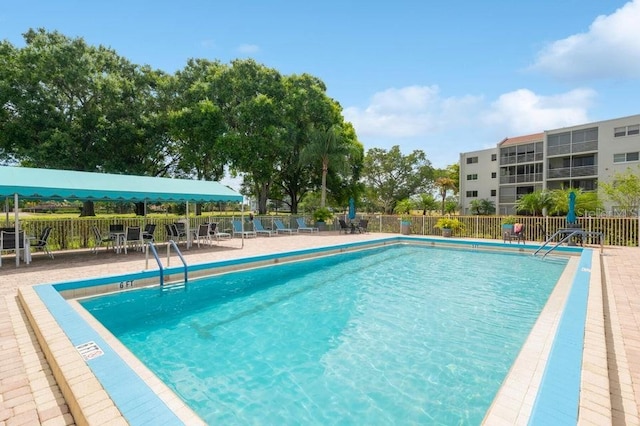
[80,244,567,425]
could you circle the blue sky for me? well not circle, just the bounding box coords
[2,0,640,171]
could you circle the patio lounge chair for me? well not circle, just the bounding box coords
[253,219,276,237]
[208,222,232,242]
[357,219,369,234]
[274,219,297,234]
[232,220,257,238]
[296,217,319,233]
[91,226,114,253]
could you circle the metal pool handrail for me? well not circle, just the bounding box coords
[533,229,604,257]
[144,240,188,286]
[146,241,164,286]
[166,240,188,285]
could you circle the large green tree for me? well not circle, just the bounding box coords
[0,29,164,215]
[219,59,286,214]
[362,146,434,214]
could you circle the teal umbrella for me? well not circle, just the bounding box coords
[348,197,356,220]
[567,192,577,224]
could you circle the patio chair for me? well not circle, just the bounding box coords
[124,226,144,254]
[194,224,213,248]
[1,230,27,267]
[174,222,188,239]
[91,225,114,253]
[143,223,156,243]
[31,226,54,259]
[208,222,231,242]
[253,219,276,237]
[274,219,297,234]
[503,223,525,244]
[296,217,319,233]
[232,220,257,238]
[165,224,185,245]
[338,219,352,234]
[357,219,369,234]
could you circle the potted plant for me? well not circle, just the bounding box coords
[312,207,333,231]
[394,199,413,235]
[501,216,517,234]
[434,217,464,237]
[400,216,412,235]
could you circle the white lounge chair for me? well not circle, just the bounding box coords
[296,217,319,233]
[208,222,231,242]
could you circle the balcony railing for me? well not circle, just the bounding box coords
[547,145,571,156]
[547,165,597,179]
[572,140,598,153]
[499,173,543,184]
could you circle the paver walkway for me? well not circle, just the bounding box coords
[1,234,639,425]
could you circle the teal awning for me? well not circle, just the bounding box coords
[0,166,243,203]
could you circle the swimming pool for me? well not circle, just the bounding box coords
[79,244,567,424]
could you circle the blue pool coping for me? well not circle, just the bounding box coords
[31,236,588,425]
[528,248,593,425]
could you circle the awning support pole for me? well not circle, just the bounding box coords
[14,193,19,267]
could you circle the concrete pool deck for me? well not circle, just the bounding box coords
[0,232,639,425]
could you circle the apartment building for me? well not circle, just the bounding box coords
[459,113,640,215]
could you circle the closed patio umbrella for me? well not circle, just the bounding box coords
[567,192,577,224]
[348,197,356,220]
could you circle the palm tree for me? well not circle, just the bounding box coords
[516,190,553,216]
[435,177,456,215]
[302,125,349,207]
[470,198,495,215]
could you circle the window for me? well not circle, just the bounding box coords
[466,156,478,164]
[490,189,497,196]
[614,124,640,137]
[466,174,478,180]
[466,191,478,197]
[491,154,497,161]
[613,152,639,163]
[491,172,497,178]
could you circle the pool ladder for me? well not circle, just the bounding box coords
[146,240,188,287]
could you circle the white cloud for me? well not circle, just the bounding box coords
[343,85,482,138]
[483,88,595,133]
[237,44,259,54]
[343,85,597,167]
[532,0,640,80]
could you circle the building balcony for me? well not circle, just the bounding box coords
[547,140,597,157]
[499,173,543,184]
[547,165,598,179]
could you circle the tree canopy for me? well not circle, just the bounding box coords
[1,29,448,216]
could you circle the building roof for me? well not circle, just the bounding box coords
[498,133,544,147]
[0,166,243,202]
